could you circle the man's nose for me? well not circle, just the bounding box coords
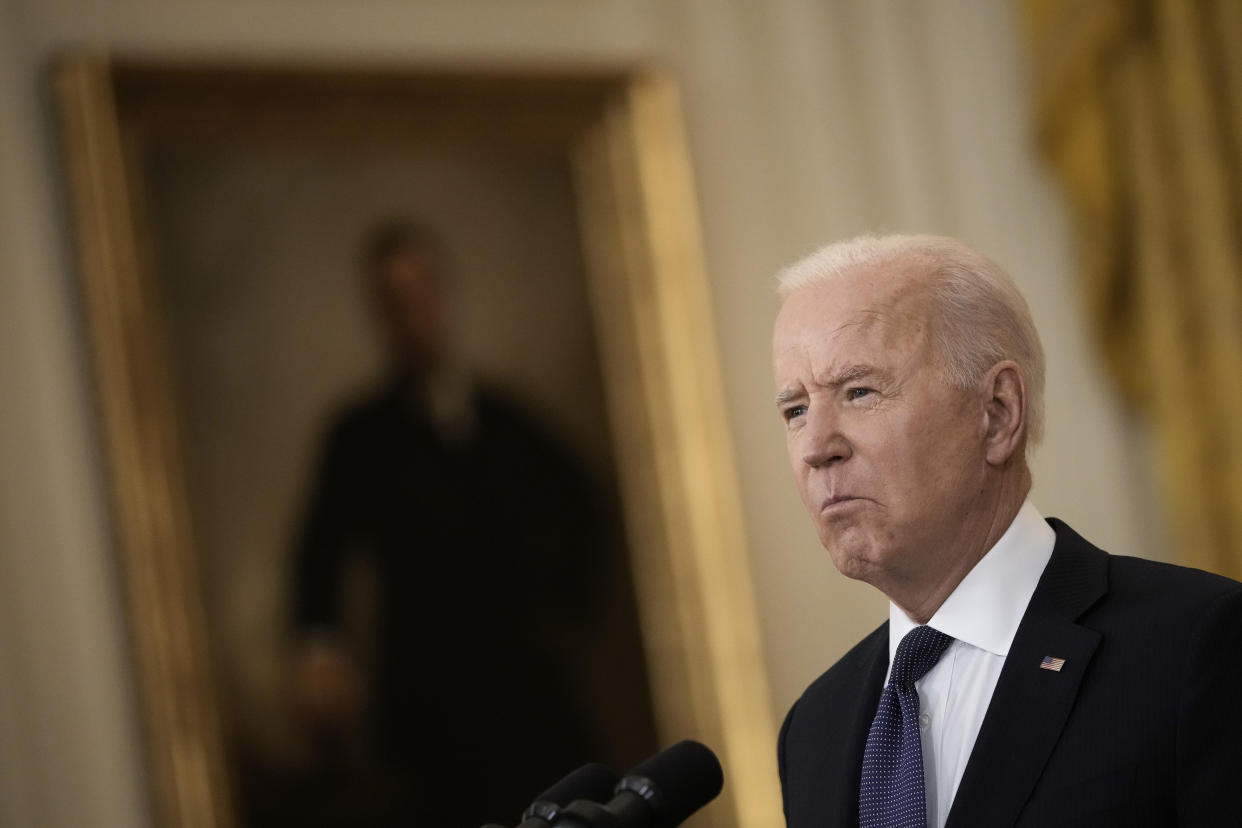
[800,409,852,467]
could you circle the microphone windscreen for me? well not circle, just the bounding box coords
[623,740,724,826]
[536,762,619,807]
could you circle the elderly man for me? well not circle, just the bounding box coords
[772,235,1242,828]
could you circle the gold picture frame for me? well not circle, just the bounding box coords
[54,55,777,828]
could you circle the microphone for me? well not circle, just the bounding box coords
[555,740,724,827]
[514,763,620,828]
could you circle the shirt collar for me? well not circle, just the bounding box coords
[889,499,1056,661]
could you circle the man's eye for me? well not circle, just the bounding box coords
[846,387,873,401]
[783,404,807,422]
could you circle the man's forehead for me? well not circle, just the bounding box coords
[777,267,932,340]
[772,267,939,393]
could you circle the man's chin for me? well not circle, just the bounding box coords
[826,546,880,583]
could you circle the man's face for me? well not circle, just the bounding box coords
[772,267,989,587]
[372,249,448,375]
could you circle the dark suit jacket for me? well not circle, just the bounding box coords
[293,380,605,823]
[778,519,1242,827]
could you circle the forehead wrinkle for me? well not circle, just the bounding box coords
[852,287,933,343]
[818,302,922,357]
[829,305,884,333]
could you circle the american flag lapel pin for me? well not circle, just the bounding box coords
[1040,656,1066,672]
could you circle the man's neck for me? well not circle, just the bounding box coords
[889,471,1030,624]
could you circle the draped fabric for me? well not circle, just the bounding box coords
[1023,0,1242,578]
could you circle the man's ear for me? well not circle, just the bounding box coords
[983,361,1026,466]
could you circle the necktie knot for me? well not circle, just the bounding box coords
[889,625,953,688]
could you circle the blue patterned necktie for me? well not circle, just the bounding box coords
[859,624,954,828]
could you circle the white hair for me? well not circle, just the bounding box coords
[776,234,1046,445]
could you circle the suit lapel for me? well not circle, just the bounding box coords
[826,630,889,828]
[945,521,1107,828]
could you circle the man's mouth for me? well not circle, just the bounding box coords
[821,495,861,511]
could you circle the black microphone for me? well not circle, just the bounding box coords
[511,763,620,828]
[554,740,724,828]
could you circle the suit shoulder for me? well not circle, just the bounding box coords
[1105,553,1242,604]
[1075,552,1242,653]
[1046,518,1242,621]
[319,384,402,439]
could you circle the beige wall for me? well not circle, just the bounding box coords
[0,1,1164,825]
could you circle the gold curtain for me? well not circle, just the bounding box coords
[1024,0,1242,578]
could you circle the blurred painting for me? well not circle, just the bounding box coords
[139,142,658,826]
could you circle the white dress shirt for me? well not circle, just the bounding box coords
[885,500,1056,828]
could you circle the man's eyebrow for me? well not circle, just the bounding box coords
[774,365,886,407]
[775,388,803,407]
[832,364,881,385]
